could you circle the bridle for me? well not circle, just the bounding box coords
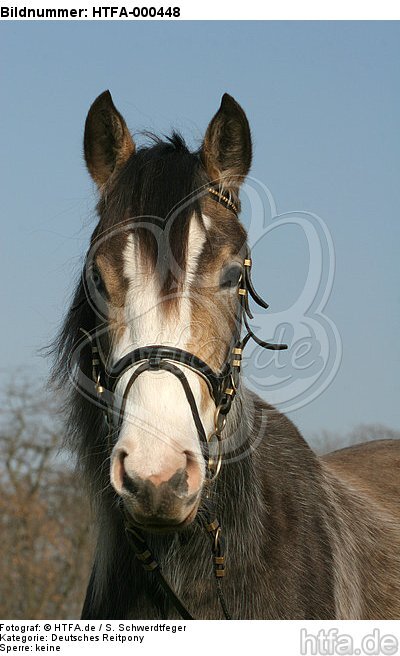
[77,187,287,619]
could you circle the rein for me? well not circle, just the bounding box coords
[77,187,287,620]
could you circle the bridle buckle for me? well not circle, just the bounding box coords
[148,355,162,370]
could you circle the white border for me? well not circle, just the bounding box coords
[0,620,399,654]
[0,0,400,20]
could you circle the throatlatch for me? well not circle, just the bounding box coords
[77,186,287,620]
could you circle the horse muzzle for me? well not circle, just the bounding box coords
[110,447,202,531]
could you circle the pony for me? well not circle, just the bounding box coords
[52,90,400,619]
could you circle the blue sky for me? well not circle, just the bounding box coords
[1,21,399,438]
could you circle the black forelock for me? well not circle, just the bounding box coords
[97,131,206,227]
[93,131,208,293]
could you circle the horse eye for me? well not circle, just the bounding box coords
[91,264,103,290]
[219,264,242,290]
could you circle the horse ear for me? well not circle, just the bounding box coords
[201,93,252,188]
[84,90,135,187]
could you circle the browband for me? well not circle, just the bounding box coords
[207,187,238,215]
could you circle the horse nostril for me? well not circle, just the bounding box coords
[110,449,128,494]
[168,468,189,497]
[184,451,202,496]
[116,450,141,496]
[123,471,140,496]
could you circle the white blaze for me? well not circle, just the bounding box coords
[111,215,213,483]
